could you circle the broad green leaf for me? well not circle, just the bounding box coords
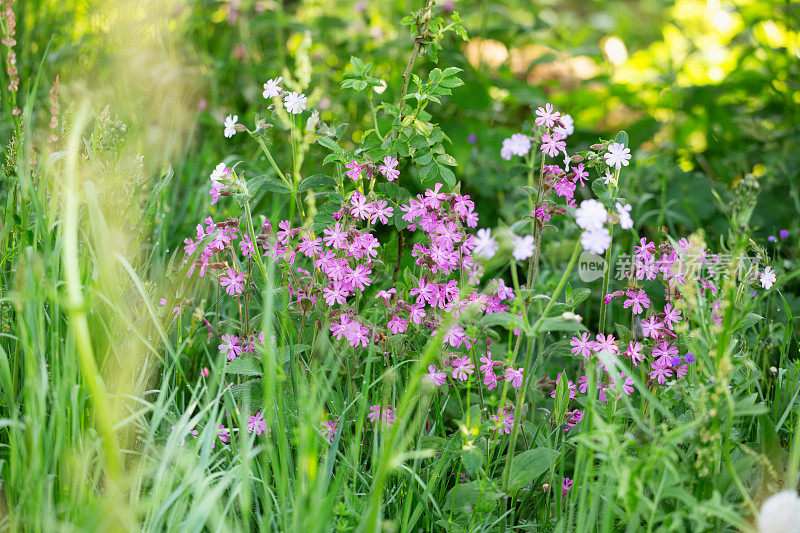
[508,448,559,492]
[299,174,336,191]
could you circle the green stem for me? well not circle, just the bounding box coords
[501,240,582,493]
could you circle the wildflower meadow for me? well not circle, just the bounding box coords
[1,0,799,531]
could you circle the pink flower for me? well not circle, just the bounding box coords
[489,408,514,434]
[534,103,560,128]
[541,131,566,157]
[623,289,650,315]
[220,269,245,296]
[247,412,267,435]
[450,355,475,381]
[200,367,210,377]
[649,360,672,384]
[424,365,447,387]
[345,160,361,181]
[388,316,408,334]
[662,303,682,330]
[378,156,400,181]
[641,316,662,339]
[219,334,242,360]
[443,325,469,349]
[370,200,394,225]
[367,405,396,428]
[561,477,573,496]
[573,163,589,187]
[505,367,524,389]
[563,410,584,432]
[479,354,499,373]
[217,424,230,444]
[592,334,619,355]
[483,371,498,390]
[298,236,322,257]
[320,420,338,443]
[350,192,372,220]
[626,341,644,366]
[323,282,349,306]
[322,222,348,249]
[240,235,255,257]
[570,333,593,358]
[652,341,678,367]
[209,181,222,205]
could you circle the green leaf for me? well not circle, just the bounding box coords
[461,446,483,476]
[228,378,264,409]
[317,136,343,153]
[568,287,591,307]
[445,480,502,513]
[299,174,336,191]
[591,179,609,198]
[225,355,262,376]
[140,167,174,231]
[508,448,559,492]
[735,312,762,332]
[481,312,525,332]
[615,130,629,147]
[436,153,457,167]
[249,175,292,194]
[536,317,588,333]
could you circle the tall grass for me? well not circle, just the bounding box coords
[1,1,799,532]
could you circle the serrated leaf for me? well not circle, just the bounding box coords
[317,136,343,153]
[436,153,457,167]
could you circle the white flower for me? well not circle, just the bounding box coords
[616,202,633,230]
[284,91,307,114]
[554,113,574,137]
[223,114,238,138]
[756,490,800,533]
[262,77,283,99]
[210,162,229,182]
[512,235,535,261]
[473,228,499,259]
[507,133,531,157]
[500,140,514,161]
[563,151,571,173]
[306,109,320,130]
[760,266,777,290]
[581,227,612,255]
[602,170,617,185]
[604,142,631,170]
[575,199,608,231]
[501,133,531,160]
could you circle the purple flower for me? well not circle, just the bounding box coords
[670,355,683,367]
[767,235,776,242]
[467,133,477,144]
[685,352,696,364]
[780,229,789,240]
